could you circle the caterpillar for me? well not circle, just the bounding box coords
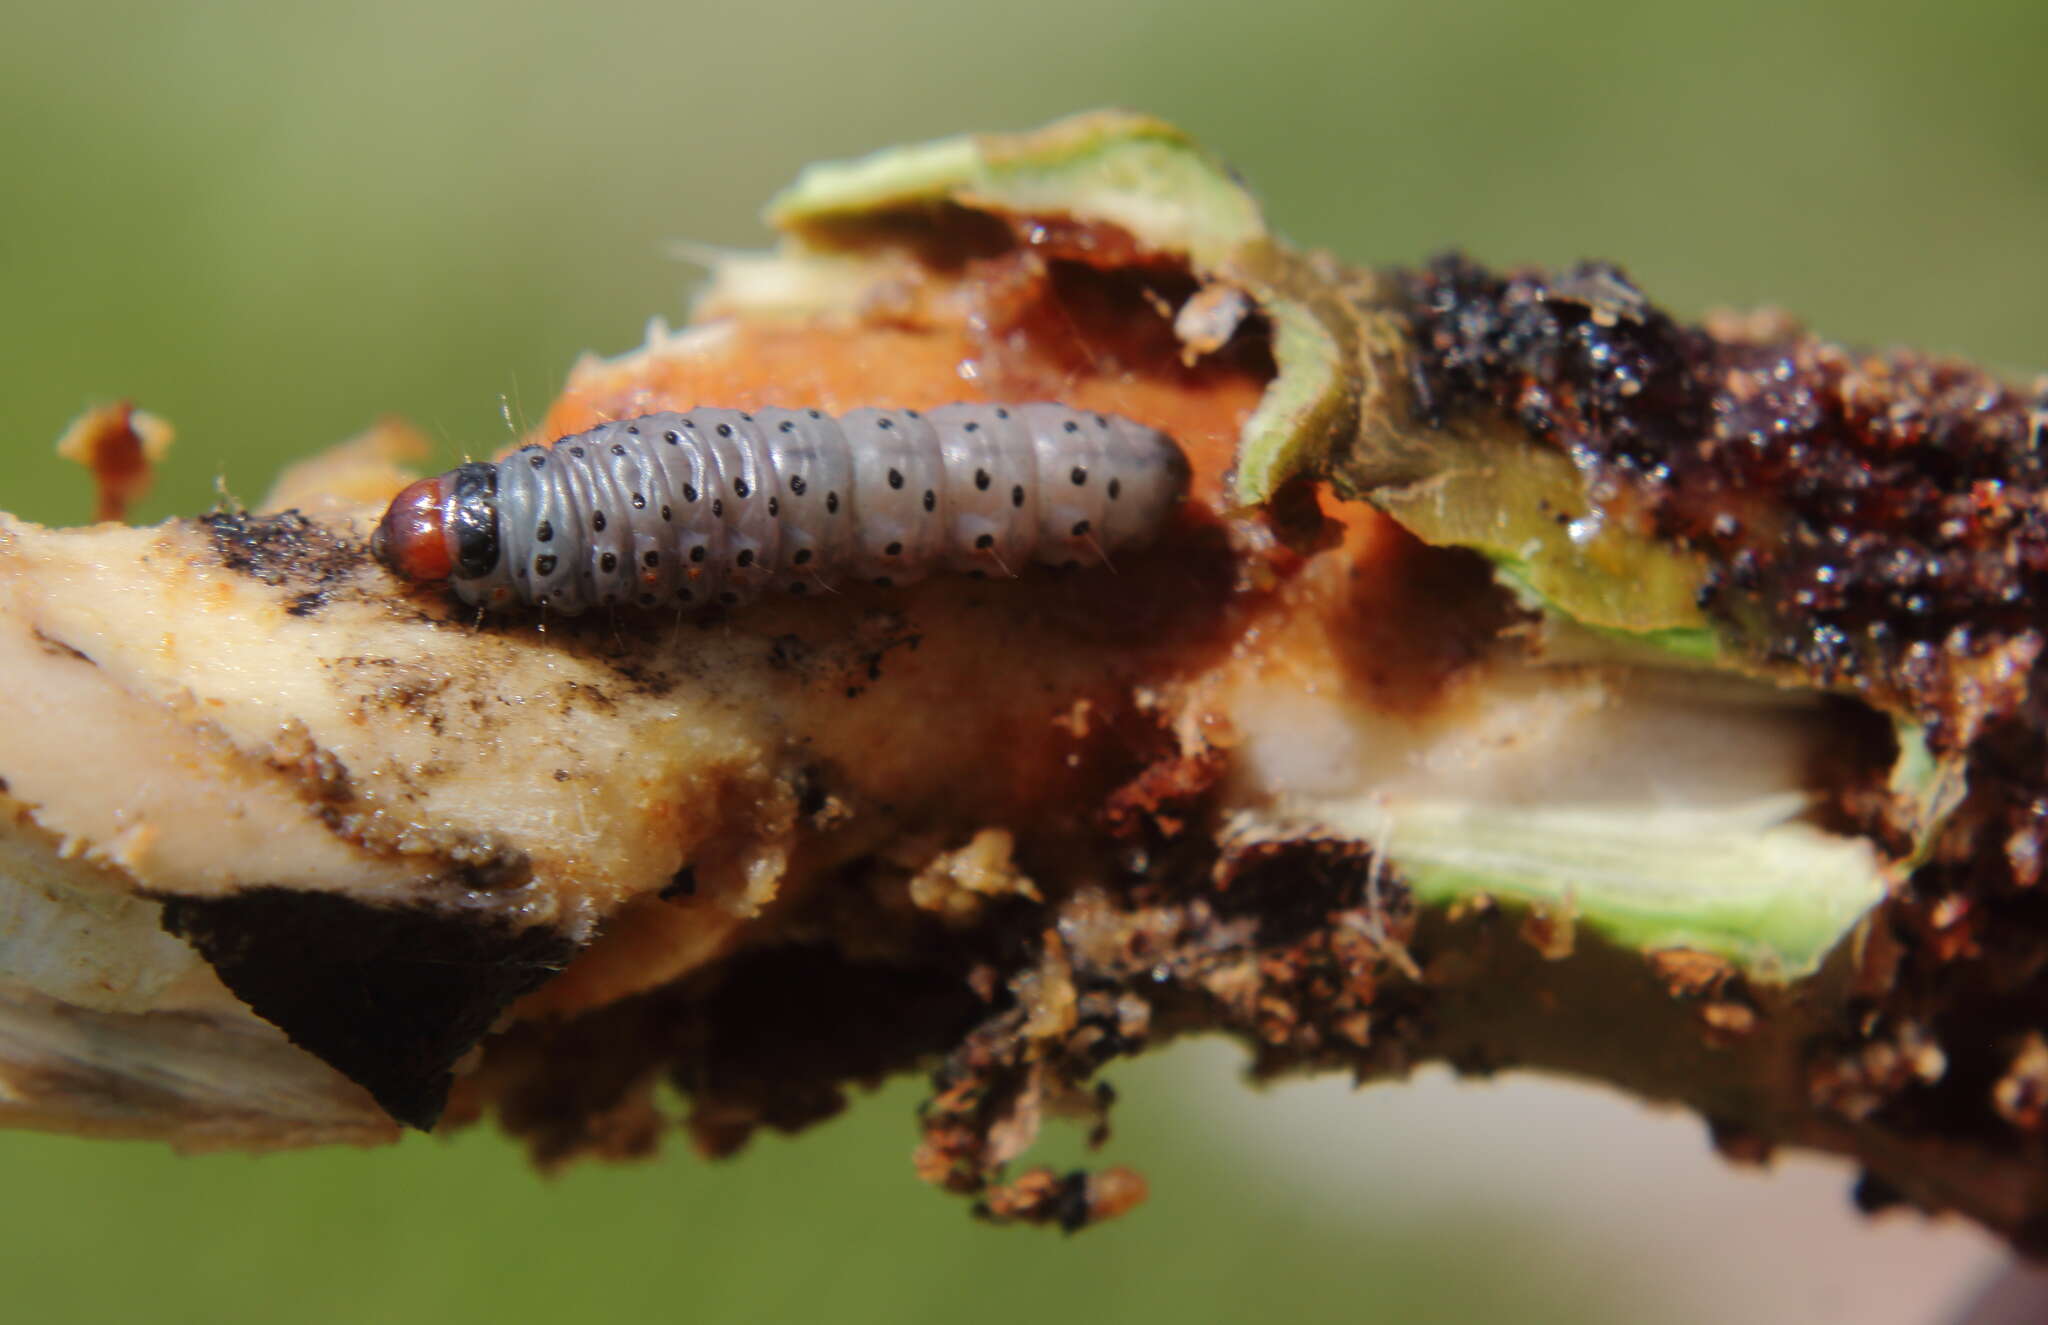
[371,403,1191,615]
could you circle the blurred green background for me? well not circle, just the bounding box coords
[1,1,2041,1320]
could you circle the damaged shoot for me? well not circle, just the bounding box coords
[2,111,2046,1248]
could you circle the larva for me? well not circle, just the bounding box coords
[371,403,1190,615]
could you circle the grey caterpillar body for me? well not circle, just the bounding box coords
[371,403,1191,615]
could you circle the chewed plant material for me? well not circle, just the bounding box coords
[4,111,2048,1246]
[372,403,1189,615]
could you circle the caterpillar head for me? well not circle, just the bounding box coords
[371,463,500,585]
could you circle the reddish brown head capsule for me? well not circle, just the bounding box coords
[371,476,455,583]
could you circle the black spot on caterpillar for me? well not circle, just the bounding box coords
[372,404,1192,615]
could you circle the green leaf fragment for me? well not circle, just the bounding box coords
[1227,298,1349,512]
[769,110,1269,269]
[1362,430,1717,644]
[1308,795,1882,978]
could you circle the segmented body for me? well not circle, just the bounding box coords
[374,403,1189,615]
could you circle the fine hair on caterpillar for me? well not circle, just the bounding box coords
[371,403,1191,616]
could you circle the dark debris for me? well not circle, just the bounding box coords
[203,510,370,618]
[470,826,1423,1228]
[1397,254,2048,730]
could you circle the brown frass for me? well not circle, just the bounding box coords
[1395,254,2048,723]
[205,510,372,619]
